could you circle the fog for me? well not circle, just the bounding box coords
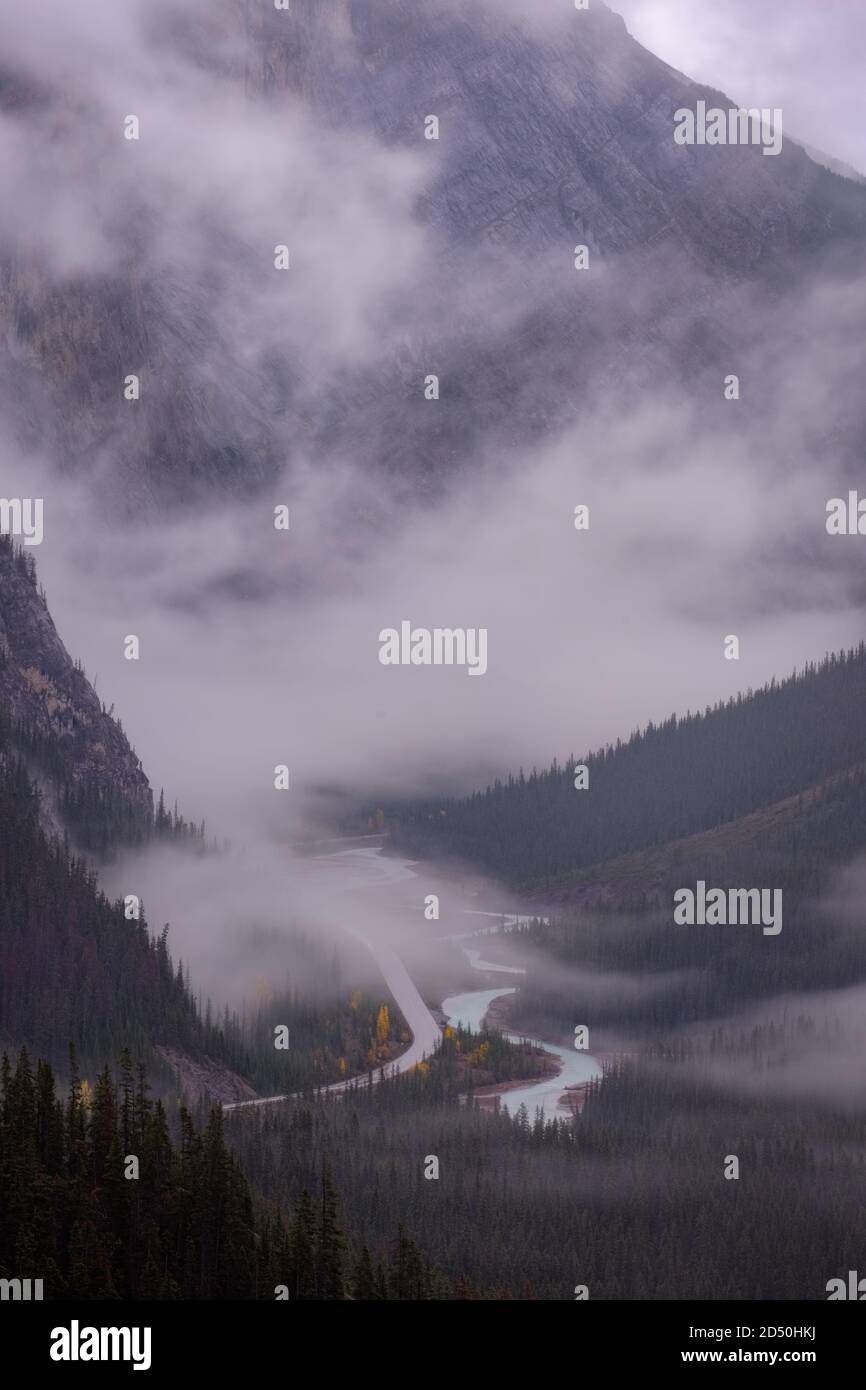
[612,0,866,174]
[675,981,866,1112]
[26,326,866,836]
[3,0,865,1018]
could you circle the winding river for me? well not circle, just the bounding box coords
[442,948,601,1121]
[226,846,601,1116]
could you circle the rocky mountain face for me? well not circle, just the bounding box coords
[0,537,152,844]
[244,0,866,492]
[1,0,864,512]
[252,0,866,262]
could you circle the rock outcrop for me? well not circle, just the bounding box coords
[0,536,152,843]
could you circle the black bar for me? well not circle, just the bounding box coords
[1,1299,858,1375]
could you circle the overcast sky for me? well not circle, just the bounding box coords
[613,0,866,173]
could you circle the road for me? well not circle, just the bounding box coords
[224,848,442,1111]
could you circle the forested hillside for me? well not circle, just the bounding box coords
[391,646,866,891]
[6,1018,862,1300]
[0,729,413,1094]
[0,534,154,851]
[228,1021,866,1300]
[505,882,866,1037]
[0,1049,445,1300]
[0,742,215,1073]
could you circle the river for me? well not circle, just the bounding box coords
[442,942,601,1121]
[309,847,603,1119]
[226,845,601,1116]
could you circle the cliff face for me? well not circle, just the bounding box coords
[0,539,152,842]
[0,0,864,511]
[251,0,866,264]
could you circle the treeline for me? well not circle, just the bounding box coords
[0,1047,254,1298]
[0,531,186,856]
[15,712,204,854]
[442,1021,558,1087]
[228,1026,866,1300]
[0,1048,456,1300]
[0,532,39,590]
[0,730,417,1093]
[0,747,218,1074]
[227,962,410,1095]
[530,756,866,907]
[215,986,543,1112]
[505,899,866,1038]
[503,795,866,1038]
[390,645,866,889]
[7,1030,860,1300]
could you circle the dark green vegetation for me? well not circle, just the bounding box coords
[505,884,866,1038]
[235,956,410,1096]
[391,645,866,893]
[392,644,866,1034]
[0,534,155,854]
[0,733,410,1092]
[6,609,866,1298]
[16,717,203,854]
[0,1048,253,1299]
[228,1021,865,1300]
[5,1021,858,1301]
[0,1048,442,1300]
[0,746,214,1075]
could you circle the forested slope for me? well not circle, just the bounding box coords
[0,743,213,1072]
[0,1049,445,1300]
[391,645,866,892]
[0,730,412,1095]
[228,1025,866,1300]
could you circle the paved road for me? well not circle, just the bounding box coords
[224,849,442,1111]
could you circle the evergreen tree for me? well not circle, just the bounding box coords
[317,1160,345,1299]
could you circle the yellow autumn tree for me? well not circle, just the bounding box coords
[376,1004,390,1048]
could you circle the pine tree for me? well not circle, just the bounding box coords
[289,1189,317,1300]
[351,1244,377,1300]
[317,1160,345,1299]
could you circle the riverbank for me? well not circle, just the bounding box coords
[469,988,633,1115]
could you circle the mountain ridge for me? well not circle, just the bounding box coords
[0,535,153,848]
[2,0,864,509]
[389,643,866,892]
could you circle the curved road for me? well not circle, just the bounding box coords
[224,849,442,1111]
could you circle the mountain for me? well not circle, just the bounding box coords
[0,735,211,1073]
[252,0,866,261]
[386,646,866,1037]
[796,138,866,185]
[390,643,866,895]
[0,535,152,849]
[0,547,412,1101]
[2,0,865,512]
[0,540,237,1086]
